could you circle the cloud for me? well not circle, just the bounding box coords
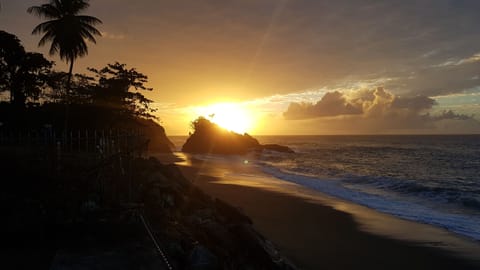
[283,91,362,120]
[430,110,474,121]
[460,53,480,65]
[432,52,480,67]
[100,31,126,40]
[7,0,480,104]
[80,0,480,102]
[283,87,479,133]
[390,95,436,111]
[284,87,436,119]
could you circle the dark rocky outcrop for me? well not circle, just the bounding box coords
[182,117,260,154]
[0,102,175,153]
[1,152,296,269]
[261,144,295,153]
[134,118,175,152]
[135,157,296,269]
[182,117,293,154]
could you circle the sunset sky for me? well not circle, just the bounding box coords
[2,0,480,135]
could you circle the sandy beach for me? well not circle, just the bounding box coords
[4,1,480,268]
[153,152,480,270]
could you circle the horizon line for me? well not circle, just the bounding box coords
[167,133,480,137]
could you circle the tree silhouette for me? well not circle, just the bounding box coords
[0,31,24,103]
[27,0,102,95]
[0,31,53,108]
[88,62,156,119]
[44,71,94,104]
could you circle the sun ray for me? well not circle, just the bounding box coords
[194,102,253,134]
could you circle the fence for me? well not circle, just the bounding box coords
[1,128,150,209]
[0,128,148,157]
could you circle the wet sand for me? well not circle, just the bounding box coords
[153,153,480,270]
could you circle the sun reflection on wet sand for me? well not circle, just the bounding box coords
[169,152,480,262]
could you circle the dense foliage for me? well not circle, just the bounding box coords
[0,31,157,129]
[0,31,53,107]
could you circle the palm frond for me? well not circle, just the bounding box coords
[31,21,55,35]
[28,0,102,66]
[77,15,102,25]
[80,23,102,36]
[79,29,98,44]
[70,0,90,13]
[27,4,61,19]
[38,30,56,47]
[48,36,61,56]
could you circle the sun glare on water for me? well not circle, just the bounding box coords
[195,103,253,134]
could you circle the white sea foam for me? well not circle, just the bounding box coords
[181,135,480,242]
[258,162,480,241]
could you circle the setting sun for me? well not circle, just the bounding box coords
[195,103,254,134]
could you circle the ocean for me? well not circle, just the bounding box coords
[169,135,480,242]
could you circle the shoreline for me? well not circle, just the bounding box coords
[153,152,480,269]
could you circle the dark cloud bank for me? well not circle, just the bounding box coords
[79,0,480,99]
[5,0,480,102]
[284,88,479,134]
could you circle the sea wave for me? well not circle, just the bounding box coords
[258,162,480,241]
[342,176,480,212]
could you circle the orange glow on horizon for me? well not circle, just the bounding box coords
[194,102,255,134]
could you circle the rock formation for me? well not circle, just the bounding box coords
[1,152,296,269]
[182,117,293,154]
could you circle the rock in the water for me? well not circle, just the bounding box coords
[182,117,260,154]
[261,144,294,153]
[182,117,294,154]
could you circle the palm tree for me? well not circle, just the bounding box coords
[27,0,102,94]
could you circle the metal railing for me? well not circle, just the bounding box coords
[0,128,147,156]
